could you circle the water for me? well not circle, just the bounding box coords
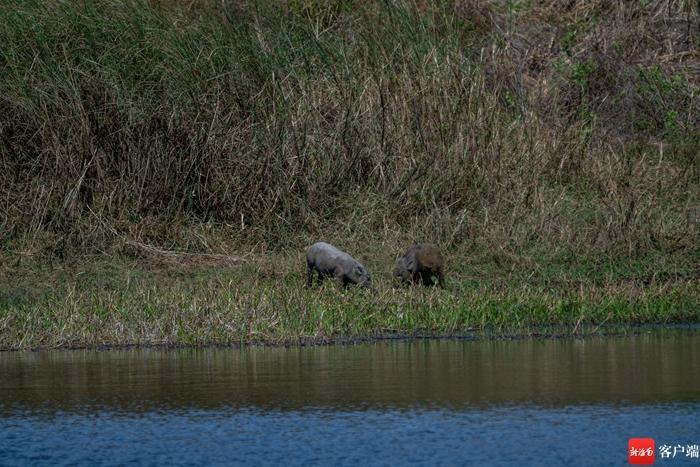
[1,330,699,466]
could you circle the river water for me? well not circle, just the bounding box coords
[1,330,699,466]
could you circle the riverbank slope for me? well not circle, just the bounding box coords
[1,1,698,349]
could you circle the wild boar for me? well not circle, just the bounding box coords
[393,243,445,288]
[306,242,372,289]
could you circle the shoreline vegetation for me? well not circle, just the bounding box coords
[1,251,698,351]
[1,1,699,350]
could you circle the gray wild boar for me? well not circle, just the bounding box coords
[306,242,372,289]
[393,243,445,288]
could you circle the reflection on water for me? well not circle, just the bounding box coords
[1,331,699,466]
[1,331,699,413]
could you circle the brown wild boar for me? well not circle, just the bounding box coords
[393,243,445,288]
[306,242,372,288]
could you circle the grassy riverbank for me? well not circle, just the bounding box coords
[2,0,699,255]
[1,1,698,349]
[1,246,698,350]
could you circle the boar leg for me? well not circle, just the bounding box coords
[306,263,314,287]
[437,268,446,289]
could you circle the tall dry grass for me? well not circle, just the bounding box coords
[0,0,697,260]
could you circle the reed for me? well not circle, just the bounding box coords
[0,0,697,258]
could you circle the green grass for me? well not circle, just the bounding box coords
[1,249,697,350]
[0,1,698,349]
